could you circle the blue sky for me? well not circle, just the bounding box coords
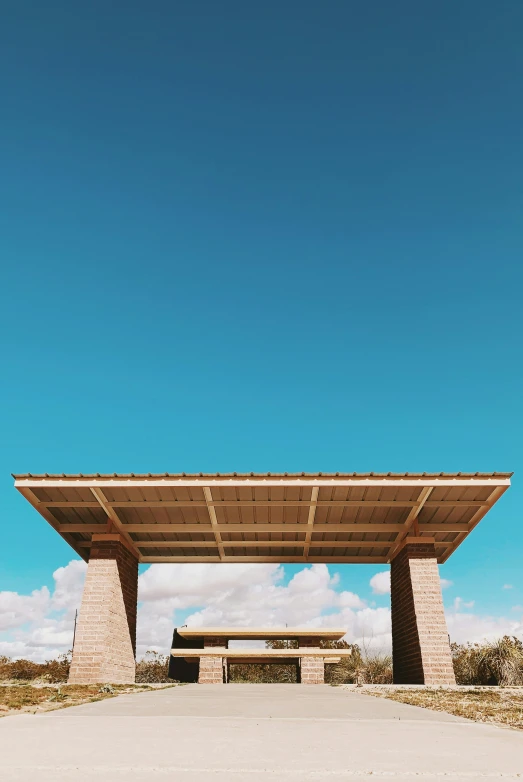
[1,1,522,658]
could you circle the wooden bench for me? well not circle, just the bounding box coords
[170,627,350,684]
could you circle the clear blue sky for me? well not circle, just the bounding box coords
[1,2,522,623]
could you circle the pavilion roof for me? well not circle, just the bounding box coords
[13,472,512,565]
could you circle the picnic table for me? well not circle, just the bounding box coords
[170,627,350,684]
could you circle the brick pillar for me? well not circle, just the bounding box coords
[69,535,138,684]
[299,638,324,684]
[391,539,455,685]
[300,656,325,684]
[198,636,226,683]
[198,656,224,683]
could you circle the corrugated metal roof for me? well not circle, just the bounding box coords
[12,471,514,479]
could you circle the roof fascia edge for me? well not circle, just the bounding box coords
[14,477,512,488]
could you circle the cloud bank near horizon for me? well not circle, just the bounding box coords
[0,561,521,662]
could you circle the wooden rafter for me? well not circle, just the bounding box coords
[388,487,433,561]
[302,487,319,558]
[141,555,390,563]
[136,538,452,557]
[203,487,224,559]
[76,538,454,551]
[90,487,141,560]
[57,521,471,535]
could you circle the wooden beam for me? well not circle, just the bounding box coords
[115,499,420,507]
[203,487,224,560]
[388,487,433,561]
[135,541,219,548]
[303,487,319,558]
[79,536,455,550]
[141,556,222,563]
[41,499,488,509]
[57,521,471,535]
[57,524,108,533]
[141,556,389,563]
[133,539,396,549]
[90,488,141,561]
[133,523,406,533]
[58,523,403,534]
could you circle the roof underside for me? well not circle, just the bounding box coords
[14,473,512,565]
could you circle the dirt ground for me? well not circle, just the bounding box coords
[356,686,523,730]
[0,682,176,717]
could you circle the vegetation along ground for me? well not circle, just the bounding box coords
[0,682,175,717]
[0,652,177,717]
[360,687,523,731]
[2,637,523,724]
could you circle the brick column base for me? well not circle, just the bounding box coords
[391,539,455,685]
[300,656,324,684]
[69,535,138,684]
[198,656,224,683]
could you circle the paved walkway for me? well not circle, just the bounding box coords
[0,684,522,781]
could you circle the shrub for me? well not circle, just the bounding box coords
[361,654,393,684]
[3,637,522,687]
[263,639,393,685]
[0,652,71,683]
[323,643,393,685]
[135,651,173,683]
[229,663,298,683]
[452,637,523,686]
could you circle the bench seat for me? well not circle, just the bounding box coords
[170,648,351,658]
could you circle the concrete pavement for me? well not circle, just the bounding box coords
[0,684,522,781]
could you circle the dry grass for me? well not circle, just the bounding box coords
[0,654,71,683]
[0,651,176,686]
[364,687,523,730]
[0,683,174,718]
[136,651,173,683]
[452,637,523,685]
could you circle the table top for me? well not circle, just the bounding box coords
[176,627,347,641]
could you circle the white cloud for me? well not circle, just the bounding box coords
[440,578,453,590]
[370,571,390,595]
[0,587,50,631]
[503,584,513,590]
[445,604,523,645]
[453,597,475,611]
[51,560,87,613]
[0,561,86,661]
